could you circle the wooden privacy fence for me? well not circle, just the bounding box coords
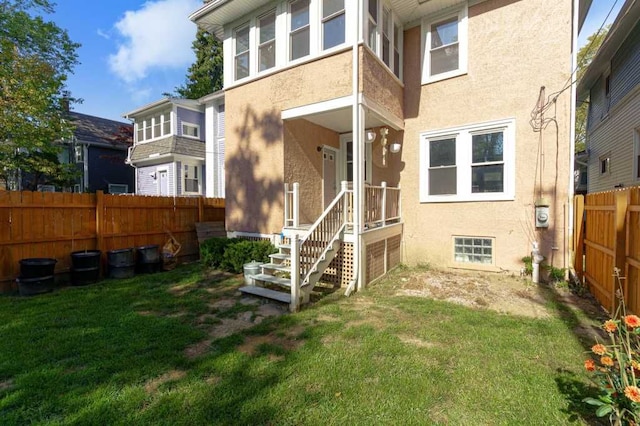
[0,190,225,292]
[574,187,640,313]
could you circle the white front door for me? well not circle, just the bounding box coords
[323,147,338,208]
[158,170,168,196]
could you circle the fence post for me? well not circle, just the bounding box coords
[381,181,387,226]
[293,182,300,228]
[614,190,629,310]
[96,191,105,263]
[198,196,204,222]
[290,233,300,312]
[573,195,585,283]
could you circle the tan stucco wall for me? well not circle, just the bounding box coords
[361,48,404,121]
[284,119,340,224]
[401,0,574,272]
[225,51,352,234]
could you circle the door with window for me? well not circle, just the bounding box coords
[158,170,168,196]
[340,138,372,187]
[323,147,338,208]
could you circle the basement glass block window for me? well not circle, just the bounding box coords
[454,237,493,265]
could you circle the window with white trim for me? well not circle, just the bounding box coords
[182,122,199,139]
[393,20,401,78]
[184,164,199,193]
[108,184,129,194]
[366,0,402,79]
[454,236,494,265]
[343,140,372,184]
[290,0,310,61]
[136,113,171,143]
[420,119,515,203]
[422,5,468,84]
[234,24,250,80]
[367,0,378,51]
[258,11,276,72]
[322,0,345,50]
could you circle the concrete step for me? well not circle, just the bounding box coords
[253,273,291,288]
[269,253,290,261]
[261,263,291,273]
[239,286,291,304]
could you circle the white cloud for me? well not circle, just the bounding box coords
[96,29,110,40]
[109,0,200,83]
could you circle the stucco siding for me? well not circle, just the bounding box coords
[224,50,352,235]
[361,48,404,121]
[400,0,573,272]
[587,87,640,192]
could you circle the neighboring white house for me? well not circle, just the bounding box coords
[123,92,225,198]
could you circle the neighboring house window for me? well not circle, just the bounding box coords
[600,153,611,175]
[422,5,468,84]
[258,11,276,72]
[108,184,129,194]
[182,122,199,139]
[322,0,345,50]
[74,145,84,162]
[234,24,250,80]
[136,123,143,142]
[184,164,199,193]
[153,115,161,138]
[137,113,171,143]
[144,119,152,140]
[162,114,170,135]
[290,0,310,61]
[367,0,378,51]
[420,118,515,202]
[454,237,494,265]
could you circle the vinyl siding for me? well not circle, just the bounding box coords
[136,163,177,196]
[610,22,640,107]
[587,75,609,132]
[177,107,205,141]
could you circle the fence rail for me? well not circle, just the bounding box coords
[574,187,640,313]
[0,190,224,291]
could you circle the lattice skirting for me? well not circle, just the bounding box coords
[321,242,354,287]
[366,234,402,285]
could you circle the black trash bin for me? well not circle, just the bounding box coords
[70,250,101,285]
[136,245,161,274]
[17,258,56,296]
[107,248,135,279]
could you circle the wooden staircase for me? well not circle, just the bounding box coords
[239,185,352,311]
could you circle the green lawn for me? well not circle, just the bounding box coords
[0,264,600,425]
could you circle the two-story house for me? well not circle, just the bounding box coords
[578,0,640,193]
[123,93,226,197]
[189,0,585,310]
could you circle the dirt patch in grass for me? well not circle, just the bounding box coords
[144,370,186,394]
[398,335,436,348]
[184,339,213,360]
[209,298,237,310]
[238,328,305,356]
[395,269,556,318]
[0,379,14,392]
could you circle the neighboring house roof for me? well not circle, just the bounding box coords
[68,111,132,150]
[122,97,202,119]
[578,0,640,100]
[129,136,206,162]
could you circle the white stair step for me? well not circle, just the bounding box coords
[261,263,291,272]
[253,273,291,287]
[269,253,290,261]
[278,243,291,250]
[239,286,291,304]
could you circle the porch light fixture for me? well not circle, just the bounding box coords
[390,142,402,154]
[365,129,377,143]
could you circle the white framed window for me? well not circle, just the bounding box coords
[322,0,345,50]
[144,119,152,140]
[162,114,171,135]
[393,20,401,78]
[290,0,310,61]
[419,118,515,203]
[454,236,494,265]
[600,153,611,175]
[367,0,378,51]
[152,114,161,138]
[341,137,373,184]
[234,23,250,80]
[365,0,402,80]
[74,145,84,162]
[422,5,468,84]
[382,7,391,67]
[136,113,171,143]
[108,184,129,194]
[258,10,276,72]
[37,184,56,192]
[136,123,143,142]
[184,164,199,193]
[182,122,199,139]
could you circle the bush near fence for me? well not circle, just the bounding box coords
[0,190,224,292]
[573,187,640,313]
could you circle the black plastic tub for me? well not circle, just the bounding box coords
[71,250,101,269]
[71,267,100,286]
[19,258,57,279]
[17,275,54,296]
[107,248,135,279]
[136,245,160,274]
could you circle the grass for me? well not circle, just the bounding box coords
[0,263,600,425]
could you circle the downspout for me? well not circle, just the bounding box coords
[353,0,364,292]
[568,0,579,271]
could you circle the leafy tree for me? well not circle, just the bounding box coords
[0,0,80,190]
[172,28,223,99]
[575,27,609,153]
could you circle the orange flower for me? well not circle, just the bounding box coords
[592,344,607,356]
[625,386,640,403]
[601,356,615,367]
[585,359,596,371]
[604,320,618,333]
[625,315,640,329]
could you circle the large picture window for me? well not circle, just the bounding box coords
[422,6,468,84]
[420,119,515,202]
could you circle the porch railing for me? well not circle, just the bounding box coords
[364,182,401,228]
[284,182,299,228]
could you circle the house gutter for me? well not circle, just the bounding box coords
[568,0,579,270]
[352,0,364,292]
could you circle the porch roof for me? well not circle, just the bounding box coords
[281,95,404,133]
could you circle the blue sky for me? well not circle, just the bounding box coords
[50,0,623,124]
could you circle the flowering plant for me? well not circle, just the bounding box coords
[583,269,640,425]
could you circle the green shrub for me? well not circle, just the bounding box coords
[521,256,533,276]
[200,237,241,269]
[221,240,277,273]
[546,265,567,283]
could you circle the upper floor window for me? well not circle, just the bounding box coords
[422,5,468,84]
[322,0,345,50]
[366,0,402,80]
[234,24,250,80]
[258,11,276,72]
[136,113,171,143]
[420,118,515,203]
[367,0,378,51]
[290,0,310,61]
[393,21,401,78]
[182,122,200,139]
